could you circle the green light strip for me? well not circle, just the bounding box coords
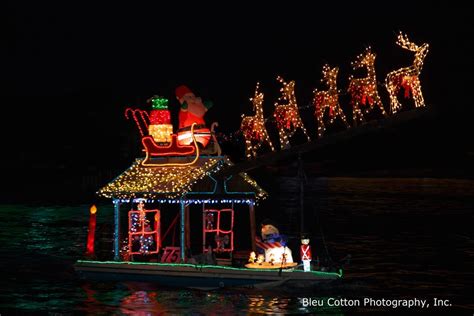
[151,97,168,109]
[76,260,342,278]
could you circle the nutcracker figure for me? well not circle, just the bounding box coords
[300,235,312,272]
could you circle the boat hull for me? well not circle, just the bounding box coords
[75,260,342,290]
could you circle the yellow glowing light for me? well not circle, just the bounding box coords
[90,204,97,214]
[313,64,350,138]
[385,32,429,114]
[240,82,275,159]
[273,76,311,149]
[148,124,173,143]
[348,47,387,126]
[98,156,268,202]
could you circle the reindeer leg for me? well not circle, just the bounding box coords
[386,76,401,114]
[264,132,275,151]
[352,103,358,127]
[412,80,425,108]
[374,95,387,117]
[245,138,253,160]
[316,112,325,138]
[337,105,350,128]
[253,141,259,159]
[278,128,289,150]
[353,102,363,127]
[359,103,367,124]
[302,124,311,142]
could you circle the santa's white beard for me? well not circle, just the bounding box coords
[264,247,293,263]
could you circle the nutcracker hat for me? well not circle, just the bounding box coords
[175,85,193,99]
[301,233,311,239]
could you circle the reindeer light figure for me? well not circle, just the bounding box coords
[348,48,387,126]
[240,83,275,159]
[385,32,429,114]
[273,76,311,149]
[313,64,349,138]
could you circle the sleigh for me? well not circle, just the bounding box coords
[142,134,196,157]
[125,108,221,167]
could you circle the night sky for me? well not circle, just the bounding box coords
[3,2,473,202]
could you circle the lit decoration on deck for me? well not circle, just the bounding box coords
[248,251,257,263]
[258,221,293,263]
[300,235,312,272]
[264,246,293,264]
[385,32,429,114]
[161,246,181,263]
[86,205,97,257]
[273,76,311,149]
[348,48,387,126]
[240,82,275,159]
[256,254,264,265]
[313,64,350,138]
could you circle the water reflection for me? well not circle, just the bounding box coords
[120,290,161,315]
[77,282,342,315]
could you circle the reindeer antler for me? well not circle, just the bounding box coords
[396,32,419,51]
[250,82,263,111]
[351,47,374,70]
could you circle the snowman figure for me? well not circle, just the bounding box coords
[260,220,293,264]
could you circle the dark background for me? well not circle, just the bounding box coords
[3,2,473,203]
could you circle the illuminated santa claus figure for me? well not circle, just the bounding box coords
[175,85,213,147]
[300,234,312,272]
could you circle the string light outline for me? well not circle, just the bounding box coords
[313,64,349,138]
[273,76,311,149]
[240,82,275,159]
[348,47,387,126]
[385,32,429,114]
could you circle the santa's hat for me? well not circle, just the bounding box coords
[175,85,193,99]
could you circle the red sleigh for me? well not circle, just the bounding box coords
[141,125,199,167]
[125,108,199,167]
[141,134,196,157]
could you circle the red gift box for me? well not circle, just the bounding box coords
[149,110,171,125]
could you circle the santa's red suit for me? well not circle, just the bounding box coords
[175,85,212,147]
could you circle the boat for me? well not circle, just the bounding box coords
[75,260,341,290]
[75,95,342,289]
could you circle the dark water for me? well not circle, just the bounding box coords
[0,178,473,315]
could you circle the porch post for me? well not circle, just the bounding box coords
[185,204,191,251]
[180,198,185,262]
[249,201,256,252]
[113,199,121,261]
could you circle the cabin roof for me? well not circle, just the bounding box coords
[97,156,267,201]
